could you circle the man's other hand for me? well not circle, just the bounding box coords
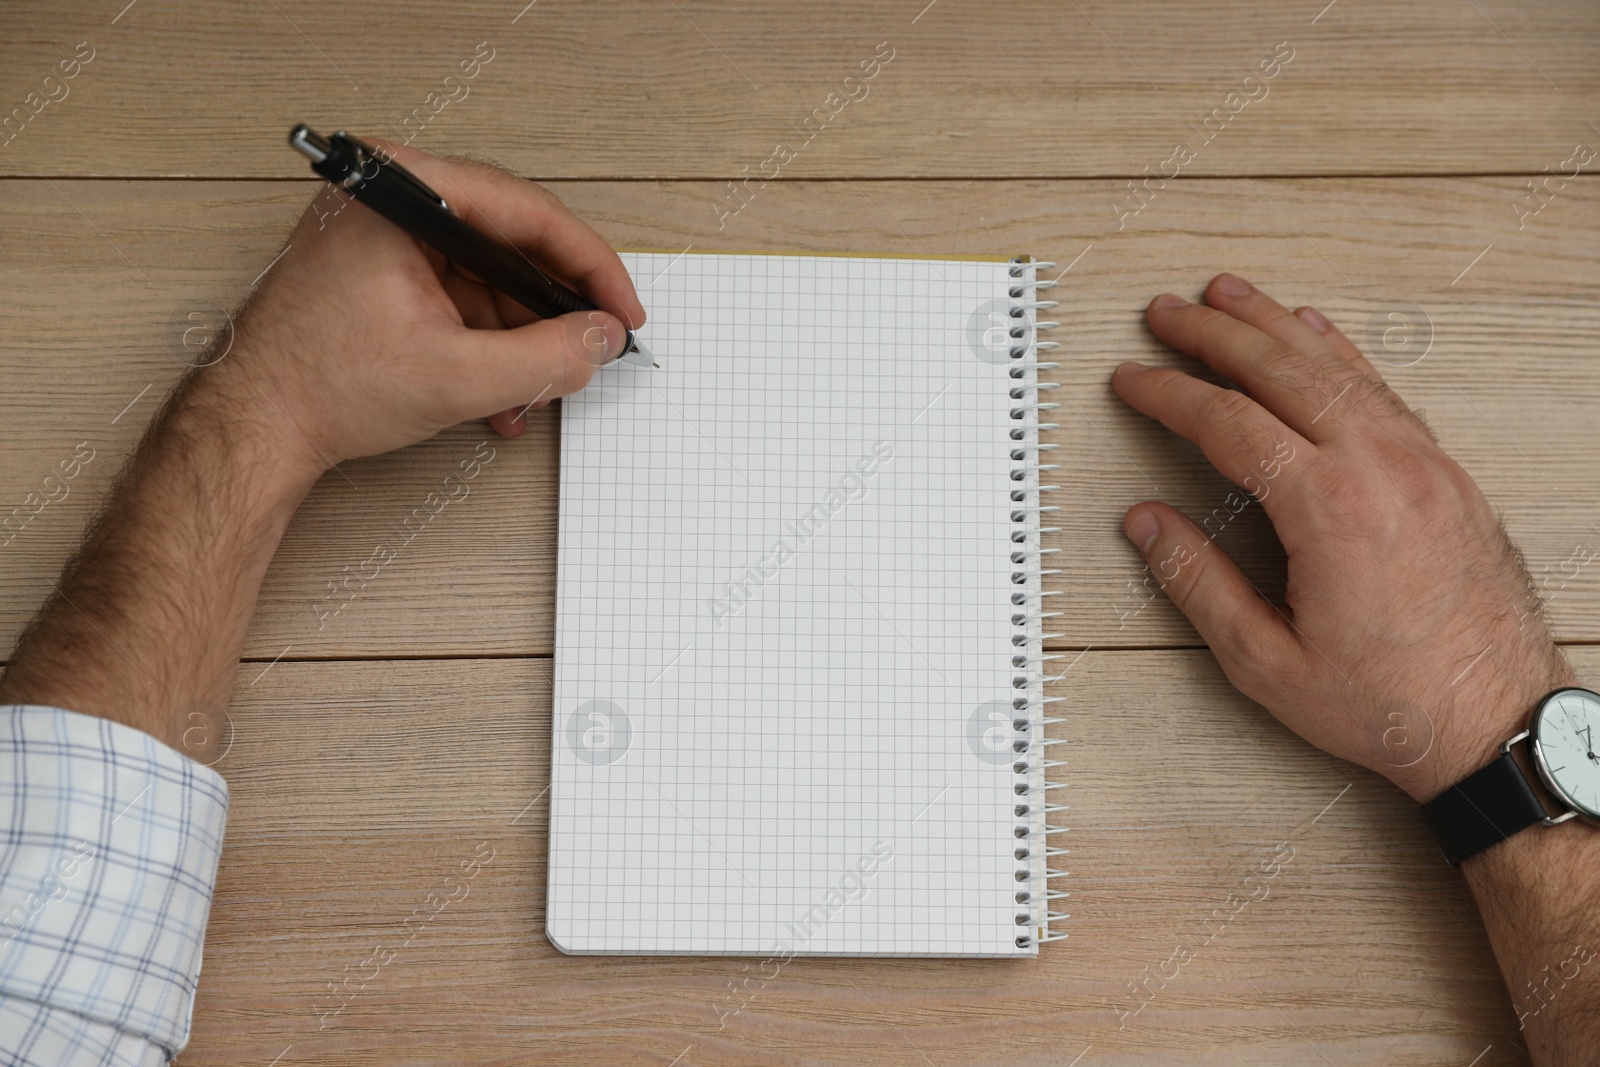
[1112,273,1572,804]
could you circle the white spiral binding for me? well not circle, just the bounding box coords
[1007,257,1069,949]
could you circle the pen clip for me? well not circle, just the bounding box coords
[331,131,450,213]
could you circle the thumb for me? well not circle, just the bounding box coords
[433,309,627,423]
[1122,501,1300,685]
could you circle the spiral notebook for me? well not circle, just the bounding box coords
[549,250,1067,956]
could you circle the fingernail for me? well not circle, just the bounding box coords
[583,312,627,365]
[604,316,627,362]
[1126,510,1160,553]
[1151,293,1186,310]
[1116,361,1149,376]
[1214,273,1251,297]
[1296,305,1330,333]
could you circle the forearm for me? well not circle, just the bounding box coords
[1465,821,1600,1059]
[1464,771,1600,1062]
[0,356,320,756]
[1401,651,1600,1064]
[1404,646,1600,1063]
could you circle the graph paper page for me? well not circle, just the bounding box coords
[550,252,1028,956]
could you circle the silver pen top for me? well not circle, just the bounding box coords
[288,124,331,163]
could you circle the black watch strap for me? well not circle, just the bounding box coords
[1420,750,1548,866]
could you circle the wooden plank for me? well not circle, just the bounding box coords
[182,648,1588,1064]
[1,1,1597,178]
[1,177,1597,659]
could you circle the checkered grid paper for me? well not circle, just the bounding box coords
[550,253,1047,956]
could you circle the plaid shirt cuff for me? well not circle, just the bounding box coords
[0,704,229,1064]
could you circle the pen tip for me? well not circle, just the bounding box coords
[617,337,657,368]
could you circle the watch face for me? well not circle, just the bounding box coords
[1533,688,1600,819]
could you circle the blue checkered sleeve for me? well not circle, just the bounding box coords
[0,705,229,1066]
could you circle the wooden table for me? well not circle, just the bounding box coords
[4,2,1598,1063]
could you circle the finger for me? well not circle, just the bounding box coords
[1292,305,1385,381]
[1112,362,1311,519]
[488,407,529,438]
[440,265,507,331]
[1123,501,1301,684]
[492,289,539,329]
[376,141,648,331]
[1145,291,1363,441]
[1203,274,1352,370]
[488,393,557,438]
[431,309,626,424]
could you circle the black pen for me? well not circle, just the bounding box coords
[288,124,655,367]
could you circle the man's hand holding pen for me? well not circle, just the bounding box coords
[200,139,649,485]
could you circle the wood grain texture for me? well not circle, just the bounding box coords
[2,2,1596,1061]
[3,177,1598,657]
[180,649,1600,1066]
[0,1,1597,178]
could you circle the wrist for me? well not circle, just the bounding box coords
[175,350,331,501]
[0,357,322,752]
[1391,643,1578,804]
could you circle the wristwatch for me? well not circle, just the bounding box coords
[1421,686,1600,866]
